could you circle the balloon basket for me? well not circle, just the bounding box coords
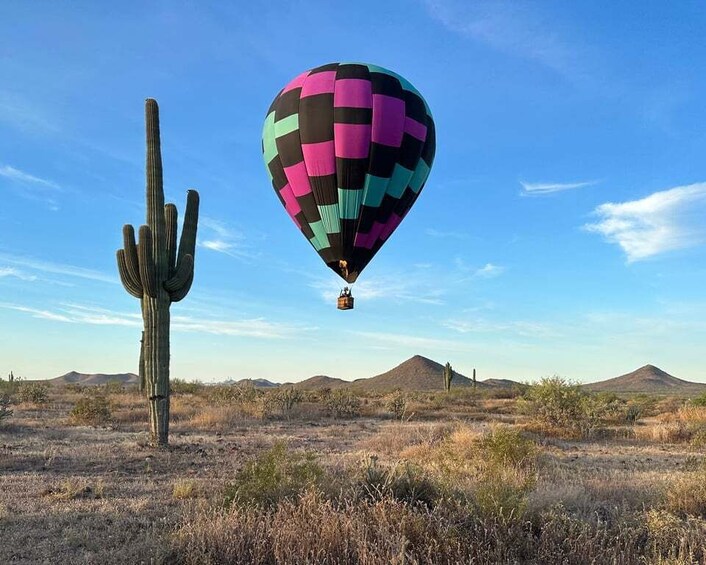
[337,295,354,310]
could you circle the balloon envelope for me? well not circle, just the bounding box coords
[262,62,436,283]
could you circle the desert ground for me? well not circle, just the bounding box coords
[2,376,706,565]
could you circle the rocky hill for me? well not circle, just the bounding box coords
[350,355,476,392]
[48,371,138,386]
[585,365,706,395]
[294,375,349,390]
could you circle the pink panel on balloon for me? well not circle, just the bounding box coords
[354,222,385,249]
[302,141,336,176]
[380,213,403,241]
[283,161,312,197]
[371,95,405,147]
[301,71,337,97]
[404,117,427,142]
[279,184,301,228]
[334,123,371,159]
[282,71,310,94]
[334,79,372,108]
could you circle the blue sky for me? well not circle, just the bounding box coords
[1,1,705,383]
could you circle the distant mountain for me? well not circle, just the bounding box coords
[49,371,138,386]
[294,375,350,390]
[585,365,706,395]
[232,378,280,388]
[351,355,477,392]
[482,378,523,389]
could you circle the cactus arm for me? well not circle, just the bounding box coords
[138,225,158,298]
[164,254,193,293]
[117,250,144,298]
[145,99,167,281]
[176,190,199,266]
[168,270,194,303]
[122,225,142,285]
[165,204,178,276]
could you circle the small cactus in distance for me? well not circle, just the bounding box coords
[472,368,476,392]
[116,99,199,446]
[8,371,14,383]
[443,362,454,392]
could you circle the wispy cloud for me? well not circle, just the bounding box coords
[198,216,258,260]
[473,263,505,278]
[425,228,470,239]
[424,0,581,79]
[0,91,59,135]
[584,182,706,262]
[0,303,74,323]
[0,267,37,282]
[0,165,59,189]
[352,330,466,352]
[443,318,557,338]
[0,301,310,339]
[454,258,506,280]
[0,253,116,284]
[0,164,61,209]
[311,269,446,306]
[520,179,597,196]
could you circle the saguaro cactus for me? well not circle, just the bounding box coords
[116,99,199,446]
[443,362,454,392]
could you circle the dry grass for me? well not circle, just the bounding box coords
[3,385,706,563]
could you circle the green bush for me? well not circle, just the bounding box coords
[171,378,202,395]
[224,442,324,509]
[18,382,49,405]
[479,426,537,468]
[691,393,706,407]
[69,395,111,426]
[521,376,616,437]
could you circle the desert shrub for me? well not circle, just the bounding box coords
[103,380,126,395]
[174,491,706,564]
[173,479,199,500]
[264,387,303,419]
[62,383,85,394]
[478,426,537,468]
[324,389,361,419]
[384,391,408,421]
[171,378,202,395]
[520,377,616,438]
[69,394,111,426]
[209,383,261,406]
[691,392,706,407]
[17,381,49,405]
[663,468,706,517]
[520,377,585,428]
[400,425,538,521]
[645,509,706,561]
[224,442,325,509]
[357,455,439,508]
[625,404,641,424]
[690,428,706,448]
[0,394,13,425]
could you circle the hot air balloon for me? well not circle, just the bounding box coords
[262,63,436,309]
